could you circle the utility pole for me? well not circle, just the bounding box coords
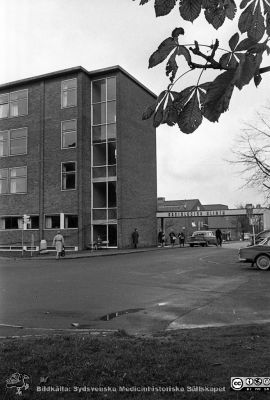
[22,214,30,255]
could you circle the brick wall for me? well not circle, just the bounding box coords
[117,72,157,248]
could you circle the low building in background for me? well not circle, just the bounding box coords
[157,198,270,241]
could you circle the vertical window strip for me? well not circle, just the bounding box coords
[91,77,118,246]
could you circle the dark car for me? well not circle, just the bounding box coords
[239,237,270,270]
[253,230,270,245]
[186,230,217,247]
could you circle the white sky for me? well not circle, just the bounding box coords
[2,0,270,208]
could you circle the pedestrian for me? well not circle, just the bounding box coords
[52,230,65,259]
[158,230,163,247]
[132,228,139,249]
[169,232,176,247]
[215,228,222,247]
[161,232,166,247]
[178,231,185,247]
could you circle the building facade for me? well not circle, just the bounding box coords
[157,197,270,241]
[0,66,157,250]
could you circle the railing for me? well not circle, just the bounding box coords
[0,245,78,252]
[87,241,109,250]
[0,245,39,252]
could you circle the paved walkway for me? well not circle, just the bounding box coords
[0,241,249,261]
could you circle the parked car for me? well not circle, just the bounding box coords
[187,230,217,247]
[239,237,270,270]
[243,232,251,240]
[252,230,270,245]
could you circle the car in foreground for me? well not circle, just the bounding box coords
[239,237,270,270]
[187,230,217,247]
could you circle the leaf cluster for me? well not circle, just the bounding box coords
[134,0,270,133]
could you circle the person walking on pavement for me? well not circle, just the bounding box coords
[169,232,176,247]
[132,228,139,249]
[52,230,65,259]
[178,231,185,247]
[158,230,163,247]
[161,232,165,247]
[215,228,222,247]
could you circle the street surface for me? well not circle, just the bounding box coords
[0,245,269,336]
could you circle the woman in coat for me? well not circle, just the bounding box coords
[52,231,65,259]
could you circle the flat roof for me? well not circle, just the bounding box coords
[0,65,156,99]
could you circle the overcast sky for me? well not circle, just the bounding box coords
[2,0,270,208]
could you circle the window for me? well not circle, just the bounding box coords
[0,131,8,156]
[45,215,60,229]
[0,128,27,157]
[0,216,39,230]
[61,78,77,108]
[10,90,28,117]
[29,216,39,229]
[64,215,78,228]
[1,217,22,229]
[0,94,9,118]
[93,181,117,217]
[92,79,106,103]
[0,90,28,119]
[61,162,76,190]
[0,167,27,194]
[61,120,77,148]
[107,77,116,101]
[91,77,116,143]
[10,167,27,193]
[0,169,8,194]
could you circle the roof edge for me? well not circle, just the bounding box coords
[0,65,157,98]
[0,66,87,90]
[88,65,157,99]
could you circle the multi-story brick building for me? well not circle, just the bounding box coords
[0,66,157,250]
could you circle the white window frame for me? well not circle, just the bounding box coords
[0,166,27,195]
[61,78,77,109]
[0,168,8,194]
[61,161,77,191]
[61,119,77,149]
[64,214,79,229]
[44,214,61,230]
[0,89,28,119]
[9,166,27,194]
[0,127,28,157]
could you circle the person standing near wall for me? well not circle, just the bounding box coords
[169,231,176,247]
[132,228,139,249]
[215,228,222,247]
[178,231,185,247]
[52,230,65,259]
[158,230,163,247]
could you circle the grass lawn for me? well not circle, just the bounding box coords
[0,324,269,399]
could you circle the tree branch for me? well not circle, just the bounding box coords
[259,66,270,74]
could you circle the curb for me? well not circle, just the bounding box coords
[1,246,174,261]
[0,242,243,261]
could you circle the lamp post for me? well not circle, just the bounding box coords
[183,202,187,236]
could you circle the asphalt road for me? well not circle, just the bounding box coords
[0,246,269,336]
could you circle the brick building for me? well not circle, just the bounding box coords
[0,66,157,250]
[157,197,270,241]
